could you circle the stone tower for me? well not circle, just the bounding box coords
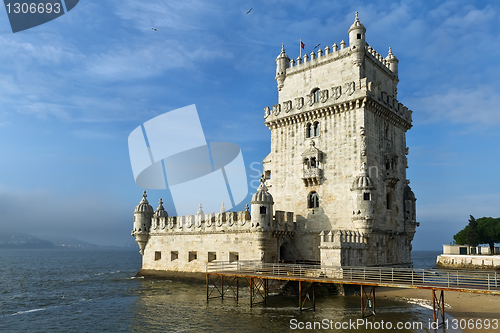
[262,13,419,267]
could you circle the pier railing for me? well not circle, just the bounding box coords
[206,261,500,293]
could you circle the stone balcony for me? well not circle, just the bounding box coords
[384,169,399,187]
[302,168,323,186]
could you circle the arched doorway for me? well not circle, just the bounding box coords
[279,242,295,263]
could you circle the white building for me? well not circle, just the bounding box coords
[132,14,419,276]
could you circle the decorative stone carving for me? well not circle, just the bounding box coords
[360,126,366,156]
[331,86,341,99]
[295,97,304,110]
[346,82,355,95]
[283,100,292,113]
[264,106,270,119]
[273,104,281,116]
[319,89,328,103]
[306,93,314,106]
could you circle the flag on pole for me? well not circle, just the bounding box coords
[301,41,305,49]
[300,39,305,58]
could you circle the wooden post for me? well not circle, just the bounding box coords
[250,277,253,307]
[360,285,364,317]
[312,282,316,310]
[299,280,302,311]
[236,278,239,302]
[221,275,224,300]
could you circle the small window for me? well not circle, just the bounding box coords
[208,252,217,262]
[310,157,316,168]
[313,122,320,136]
[308,192,319,208]
[154,251,161,261]
[189,251,197,262]
[260,206,267,214]
[386,192,392,210]
[171,251,178,261]
[229,252,239,262]
[303,158,309,169]
[265,170,271,180]
[306,123,313,138]
[363,193,371,201]
[312,88,320,103]
[357,33,361,39]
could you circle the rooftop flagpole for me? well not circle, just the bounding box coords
[300,38,302,59]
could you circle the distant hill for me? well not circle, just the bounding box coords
[0,233,56,249]
[40,235,101,249]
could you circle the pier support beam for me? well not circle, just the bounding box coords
[299,281,316,311]
[432,289,445,326]
[360,285,375,318]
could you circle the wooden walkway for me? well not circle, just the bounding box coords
[206,261,500,324]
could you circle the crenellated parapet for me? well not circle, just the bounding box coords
[319,229,368,249]
[287,40,352,73]
[149,209,253,234]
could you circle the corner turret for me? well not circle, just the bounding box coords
[351,164,376,233]
[275,44,290,91]
[251,175,274,228]
[348,12,366,66]
[132,191,154,255]
[386,47,399,77]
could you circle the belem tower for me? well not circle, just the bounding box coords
[132,14,419,275]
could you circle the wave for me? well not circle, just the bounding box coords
[9,307,48,316]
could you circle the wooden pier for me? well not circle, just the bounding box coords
[206,261,500,325]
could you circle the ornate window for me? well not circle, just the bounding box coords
[312,88,320,103]
[308,191,319,208]
[313,122,320,136]
[305,123,313,138]
[302,141,323,186]
[310,157,316,168]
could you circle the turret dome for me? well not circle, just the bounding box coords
[348,12,366,34]
[154,198,168,218]
[251,175,274,203]
[134,191,154,213]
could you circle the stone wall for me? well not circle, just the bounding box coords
[436,255,500,270]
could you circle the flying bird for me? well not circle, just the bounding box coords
[314,43,321,49]
[151,28,158,31]
[246,8,252,14]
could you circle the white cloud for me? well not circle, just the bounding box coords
[411,86,500,125]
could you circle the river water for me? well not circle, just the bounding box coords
[0,249,461,332]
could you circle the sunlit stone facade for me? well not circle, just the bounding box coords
[132,14,419,274]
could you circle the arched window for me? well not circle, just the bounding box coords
[313,122,320,136]
[306,123,312,138]
[308,192,319,208]
[312,88,320,103]
[303,158,309,169]
[386,192,392,210]
[310,157,316,168]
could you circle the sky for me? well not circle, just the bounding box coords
[0,0,499,250]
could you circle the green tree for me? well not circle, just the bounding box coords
[453,216,500,254]
[477,217,500,255]
[453,226,468,245]
[466,215,480,247]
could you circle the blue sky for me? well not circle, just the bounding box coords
[0,0,499,250]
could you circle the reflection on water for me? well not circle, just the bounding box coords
[130,279,462,333]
